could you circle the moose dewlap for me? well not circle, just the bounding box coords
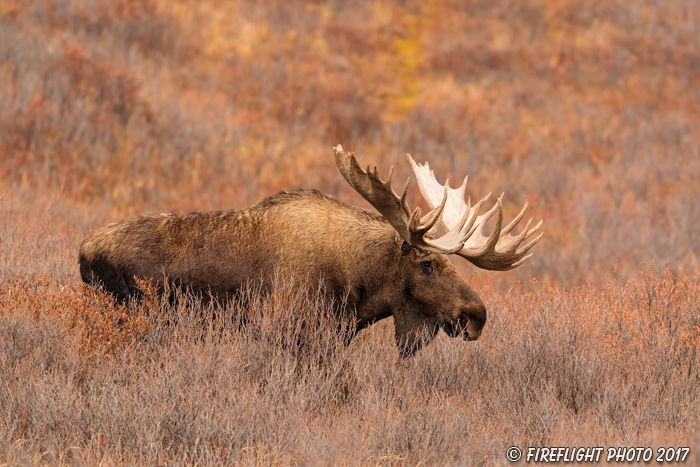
[79,145,542,356]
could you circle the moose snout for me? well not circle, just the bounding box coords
[441,302,487,341]
[461,301,487,341]
[464,327,481,341]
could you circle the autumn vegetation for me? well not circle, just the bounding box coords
[1,0,699,464]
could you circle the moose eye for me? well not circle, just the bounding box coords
[422,261,432,270]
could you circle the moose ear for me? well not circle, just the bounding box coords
[400,240,413,255]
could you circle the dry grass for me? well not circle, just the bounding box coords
[2,0,700,465]
[1,192,699,464]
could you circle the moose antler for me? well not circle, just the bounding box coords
[334,145,477,254]
[406,154,543,270]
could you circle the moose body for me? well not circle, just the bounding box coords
[80,146,542,355]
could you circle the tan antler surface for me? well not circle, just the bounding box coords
[334,145,475,254]
[407,154,543,270]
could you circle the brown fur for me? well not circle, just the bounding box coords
[79,188,487,355]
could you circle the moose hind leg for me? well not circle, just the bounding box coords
[80,255,131,304]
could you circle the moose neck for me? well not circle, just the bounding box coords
[346,220,406,327]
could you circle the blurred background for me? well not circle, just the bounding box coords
[1,0,699,285]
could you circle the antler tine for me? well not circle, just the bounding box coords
[524,220,544,241]
[420,192,484,254]
[335,146,543,265]
[415,186,448,234]
[385,164,394,186]
[496,214,544,257]
[406,160,491,253]
[334,145,481,255]
[458,200,544,270]
[406,152,544,271]
[464,196,504,257]
[498,230,545,270]
[465,194,488,235]
[505,254,534,270]
[413,187,475,254]
[400,177,411,214]
[518,231,544,255]
[504,218,534,253]
[500,200,528,236]
[334,145,413,246]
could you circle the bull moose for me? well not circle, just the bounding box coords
[79,145,542,355]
